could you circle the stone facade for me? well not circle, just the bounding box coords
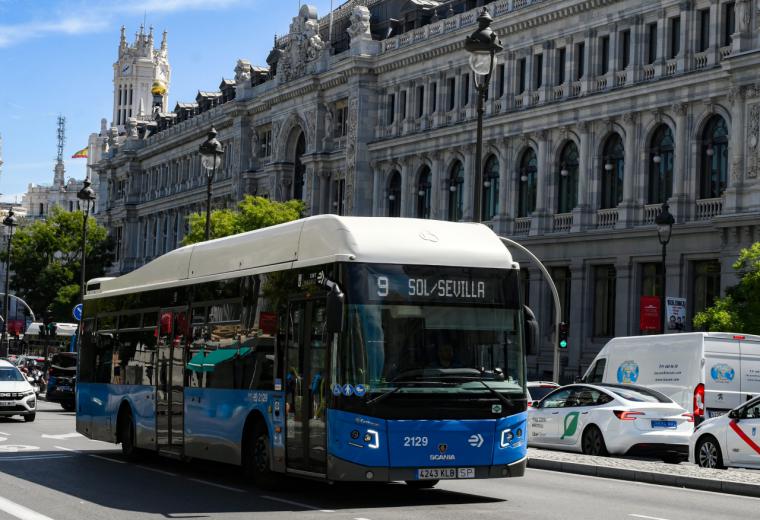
[95,0,760,381]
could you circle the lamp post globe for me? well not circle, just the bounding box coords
[2,209,18,355]
[465,7,503,223]
[655,203,675,333]
[199,127,225,241]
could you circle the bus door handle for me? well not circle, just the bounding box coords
[551,411,560,415]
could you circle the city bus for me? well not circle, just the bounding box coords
[76,215,534,486]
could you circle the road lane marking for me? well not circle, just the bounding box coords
[137,465,178,477]
[0,445,39,452]
[630,515,671,520]
[0,455,73,461]
[0,496,55,520]
[0,432,11,436]
[186,478,245,493]
[261,495,335,513]
[89,454,126,464]
[41,433,82,440]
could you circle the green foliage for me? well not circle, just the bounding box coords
[0,207,114,322]
[693,243,760,334]
[182,196,304,245]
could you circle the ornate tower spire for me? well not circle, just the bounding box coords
[160,30,168,57]
[54,116,66,187]
[148,26,154,49]
[119,25,127,54]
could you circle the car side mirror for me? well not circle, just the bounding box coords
[531,400,540,408]
[325,283,345,334]
[728,409,740,420]
[523,305,539,356]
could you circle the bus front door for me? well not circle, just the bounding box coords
[156,308,188,456]
[285,299,328,476]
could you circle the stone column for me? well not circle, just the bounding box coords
[567,259,586,377]
[429,152,444,220]
[572,121,593,231]
[614,261,633,337]
[677,2,691,73]
[733,0,752,53]
[670,103,689,222]
[462,146,475,221]
[618,112,639,227]
[370,162,382,217]
[399,158,412,218]
[630,15,643,82]
[707,0,720,66]
[493,138,512,234]
[724,87,746,212]
[581,30,596,94]
[531,130,550,234]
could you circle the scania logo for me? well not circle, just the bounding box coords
[438,443,448,454]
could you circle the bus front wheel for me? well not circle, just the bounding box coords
[246,425,279,489]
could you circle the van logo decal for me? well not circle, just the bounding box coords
[617,361,639,384]
[710,364,735,383]
[561,412,580,439]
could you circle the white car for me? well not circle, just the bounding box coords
[0,360,37,422]
[690,395,760,469]
[529,383,693,462]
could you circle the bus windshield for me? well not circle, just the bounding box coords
[337,264,525,408]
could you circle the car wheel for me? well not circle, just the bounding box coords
[696,436,725,469]
[581,425,608,456]
[405,480,439,489]
[245,424,280,489]
[24,413,35,423]
[61,402,75,412]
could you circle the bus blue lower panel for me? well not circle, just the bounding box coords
[76,383,155,447]
[326,409,527,481]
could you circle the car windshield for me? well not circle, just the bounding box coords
[528,385,558,401]
[51,355,77,369]
[0,368,26,382]
[603,385,672,403]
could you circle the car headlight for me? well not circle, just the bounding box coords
[22,390,35,397]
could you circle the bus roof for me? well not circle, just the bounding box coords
[87,215,517,299]
[25,322,79,337]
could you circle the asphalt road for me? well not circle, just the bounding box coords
[0,400,755,520]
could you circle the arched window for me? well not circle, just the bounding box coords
[648,124,675,204]
[517,148,537,218]
[387,171,401,217]
[482,155,500,221]
[557,142,579,214]
[447,161,464,221]
[293,133,306,200]
[700,115,729,199]
[600,134,625,209]
[416,166,432,219]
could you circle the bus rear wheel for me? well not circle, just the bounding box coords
[245,425,279,489]
[118,411,141,461]
[405,480,438,489]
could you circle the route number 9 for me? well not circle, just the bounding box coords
[377,276,389,297]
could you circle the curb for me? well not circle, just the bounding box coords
[527,458,760,498]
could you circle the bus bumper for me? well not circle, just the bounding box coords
[327,454,527,482]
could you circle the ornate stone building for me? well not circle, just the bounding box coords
[94,0,760,380]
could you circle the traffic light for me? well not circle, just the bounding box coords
[559,322,569,349]
[42,312,55,338]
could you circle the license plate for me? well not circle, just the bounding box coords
[0,401,14,406]
[416,468,475,480]
[708,409,728,418]
[651,420,677,428]
[58,386,72,392]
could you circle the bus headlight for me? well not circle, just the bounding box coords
[500,429,514,448]
[365,429,380,449]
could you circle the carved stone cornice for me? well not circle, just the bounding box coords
[622,112,638,125]
[671,103,688,117]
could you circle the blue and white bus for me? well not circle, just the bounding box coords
[77,215,535,487]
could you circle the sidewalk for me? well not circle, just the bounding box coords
[527,448,760,498]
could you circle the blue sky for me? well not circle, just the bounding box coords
[0,0,336,202]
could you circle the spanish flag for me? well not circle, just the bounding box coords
[71,146,88,159]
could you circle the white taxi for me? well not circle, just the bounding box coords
[690,395,760,469]
[0,360,37,422]
[528,383,692,462]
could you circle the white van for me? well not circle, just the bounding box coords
[581,332,760,422]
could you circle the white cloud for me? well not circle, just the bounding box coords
[0,0,246,48]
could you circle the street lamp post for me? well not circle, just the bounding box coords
[77,179,96,351]
[198,127,225,241]
[2,210,18,356]
[465,7,503,223]
[655,203,675,333]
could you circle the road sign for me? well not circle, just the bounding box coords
[72,304,83,321]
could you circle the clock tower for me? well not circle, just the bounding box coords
[112,25,170,131]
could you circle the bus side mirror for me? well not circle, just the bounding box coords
[325,284,345,334]
[523,305,538,356]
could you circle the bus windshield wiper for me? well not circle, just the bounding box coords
[428,372,516,408]
[365,379,456,406]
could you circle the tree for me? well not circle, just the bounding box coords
[0,207,114,322]
[182,195,304,245]
[694,243,760,334]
